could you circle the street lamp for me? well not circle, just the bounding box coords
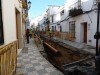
[27,1,31,10]
[94,0,100,74]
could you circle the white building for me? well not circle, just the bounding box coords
[33,0,98,47]
[0,0,24,49]
[0,0,27,74]
[61,0,97,46]
[30,14,45,31]
[48,0,97,47]
[46,5,62,31]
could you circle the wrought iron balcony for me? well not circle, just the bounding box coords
[69,0,83,17]
[44,18,50,25]
[22,13,28,22]
[69,8,83,17]
[69,0,81,9]
[22,0,27,9]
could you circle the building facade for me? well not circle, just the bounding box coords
[61,0,97,46]
[0,0,26,49]
[0,0,23,74]
[31,0,98,47]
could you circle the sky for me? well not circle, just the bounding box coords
[28,0,66,20]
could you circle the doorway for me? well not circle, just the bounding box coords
[15,9,21,49]
[83,22,87,43]
[60,26,62,32]
[52,26,54,32]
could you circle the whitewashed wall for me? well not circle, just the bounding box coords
[37,0,97,47]
[74,11,97,47]
[2,0,22,44]
[39,18,44,31]
[62,0,97,46]
[49,6,62,31]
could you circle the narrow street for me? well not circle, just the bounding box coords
[0,0,100,75]
[16,39,63,75]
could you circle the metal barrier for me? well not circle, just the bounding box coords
[0,41,17,75]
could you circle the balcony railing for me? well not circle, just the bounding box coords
[22,0,27,9]
[22,13,28,22]
[69,0,81,9]
[0,41,17,75]
[69,0,83,17]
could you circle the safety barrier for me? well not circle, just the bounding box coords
[0,41,17,75]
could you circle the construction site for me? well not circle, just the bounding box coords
[32,31,99,75]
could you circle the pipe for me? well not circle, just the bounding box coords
[44,42,59,53]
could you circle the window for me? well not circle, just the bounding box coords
[51,16,53,23]
[60,10,64,16]
[69,21,75,38]
[55,26,56,31]
[0,1,4,45]
[41,24,42,27]
[52,26,54,32]
[60,26,62,32]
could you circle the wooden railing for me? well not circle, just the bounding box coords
[0,41,17,75]
[66,32,75,41]
[54,32,75,41]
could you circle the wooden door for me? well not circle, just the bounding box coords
[83,23,87,43]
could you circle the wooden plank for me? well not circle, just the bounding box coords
[0,41,17,75]
[1,55,4,75]
[4,52,6,75]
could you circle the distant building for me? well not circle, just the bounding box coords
[30,15,43,30]
[26,18,30,29]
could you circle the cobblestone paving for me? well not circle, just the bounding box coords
[16,39,63,75]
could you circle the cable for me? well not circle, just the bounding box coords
[86,13,92,23]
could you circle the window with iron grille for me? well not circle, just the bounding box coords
[55,25,56,31]
[69,21,75,38]
[60,26,62,32]
[52,26,54,32]
[51,16,53,23]
[0,1,4,45]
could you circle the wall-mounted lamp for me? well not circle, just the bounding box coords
[28,1,31,10]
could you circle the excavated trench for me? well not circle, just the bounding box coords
[40,35,95,74]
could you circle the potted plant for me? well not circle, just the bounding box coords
[69,8,83,17]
